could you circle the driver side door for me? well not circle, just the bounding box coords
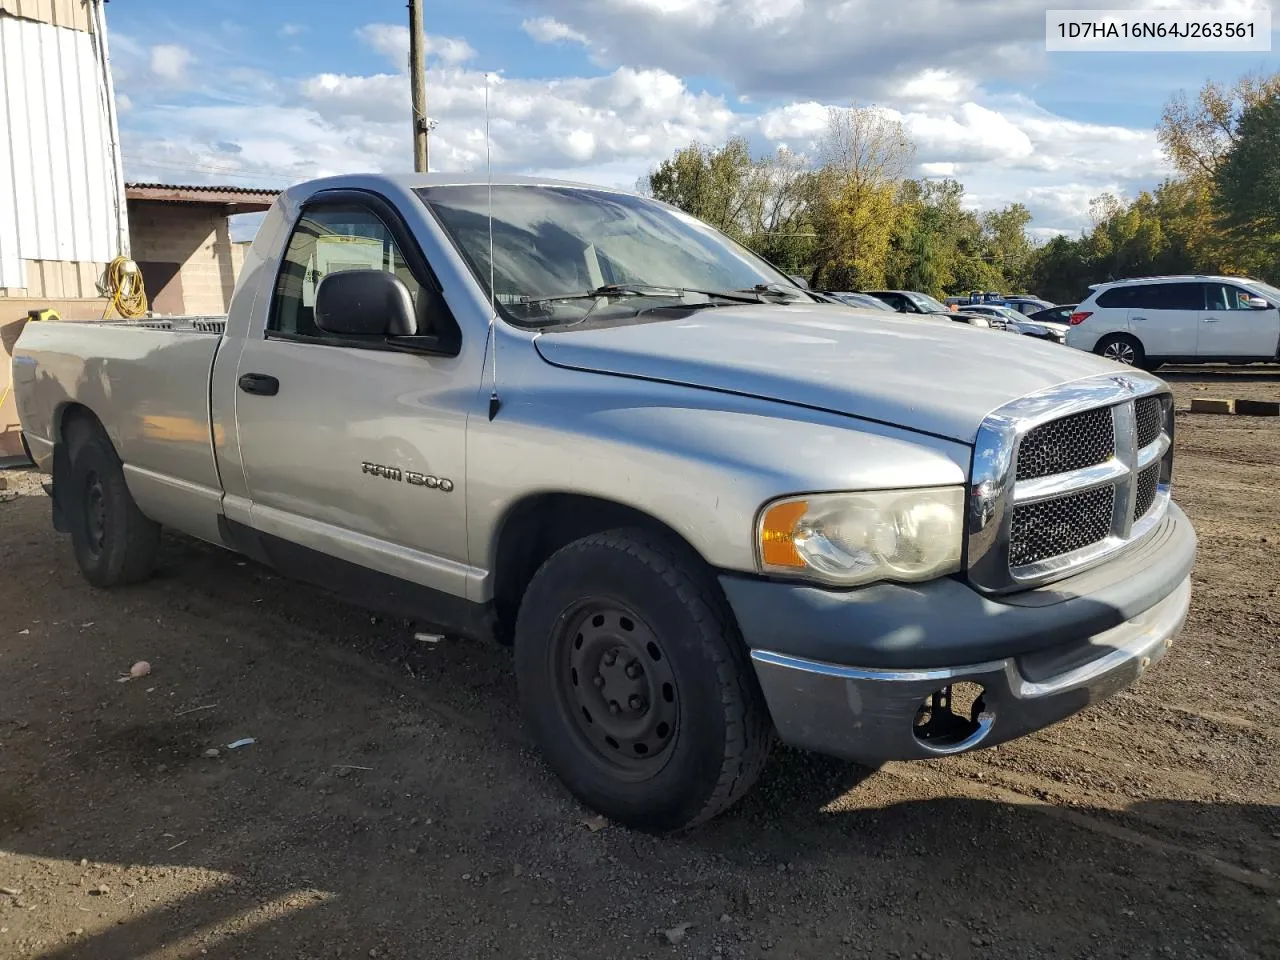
[233,195,475,601]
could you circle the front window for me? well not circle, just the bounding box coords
[907,292,949,313]
[417,185,810,326]
[270,203,425,339]
[1244,279,1280,305]
[990,306,1031,323]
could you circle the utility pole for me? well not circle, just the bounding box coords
[408,0,429,172]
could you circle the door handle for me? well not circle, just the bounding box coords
[1202,317,1221,323]
[1132,316,1146,322]
[238,373,279,396]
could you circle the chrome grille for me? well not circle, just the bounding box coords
[968,373,1175,592]
[1015,407,1114,481]
[1135,396,1162,449]
[1010,487,1116,567]
[1133,463,1159,520]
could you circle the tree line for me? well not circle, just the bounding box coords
[638,71,1280,304]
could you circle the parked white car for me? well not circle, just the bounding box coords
[1066,276,1280,369]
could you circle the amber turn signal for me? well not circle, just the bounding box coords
[759,500,809,568]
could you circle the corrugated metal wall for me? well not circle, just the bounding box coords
[0,10,124,292]
[0,0,93,33]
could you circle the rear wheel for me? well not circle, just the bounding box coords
[65,420,160,587]
[1095,333,1144,367]
[514,528,772,832]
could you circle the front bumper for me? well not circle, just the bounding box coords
[722,504,1196,764]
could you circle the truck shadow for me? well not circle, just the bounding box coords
[8,789,1277,960]
[1,513,1275,959]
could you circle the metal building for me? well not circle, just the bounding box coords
[0,0,128,462]
[0,0,128,311]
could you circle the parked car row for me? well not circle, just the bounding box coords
[944,292,1055,316]
[825,289,1066,340]
[821,275,1280,368]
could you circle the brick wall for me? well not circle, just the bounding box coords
[127,201,238,315]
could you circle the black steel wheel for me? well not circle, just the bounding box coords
[65,418,160,587]
[554,601,679,780]
[514,528,772,832]
[83,469,108,558]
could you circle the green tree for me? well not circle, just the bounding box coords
[640,137,757,240]
[1213,92,1280,253]
[742,147,818,273]
[1158,72,1280,181]
[1025,234,1094,305]
[982,203,1034,291]
[809,105,915,288]
[902,211,944,295]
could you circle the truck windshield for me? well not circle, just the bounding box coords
[416,185,811,326]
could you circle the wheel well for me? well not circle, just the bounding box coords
[490,494,703,644]
[1099,332,1141,346]
[56,403,105,444]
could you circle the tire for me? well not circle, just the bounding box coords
[1094,333,1144,368]
[64,420,160,587]
[514,528,772,832]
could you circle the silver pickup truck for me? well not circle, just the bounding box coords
[11,173,1196,831]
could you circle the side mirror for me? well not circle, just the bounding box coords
[315,270,415,337]
[788,275,810,289]
[1244,295,1271,310]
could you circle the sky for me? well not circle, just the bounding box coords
[103,0,1280,240]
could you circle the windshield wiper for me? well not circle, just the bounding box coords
[518,283,767,308]
[734,283,808,302]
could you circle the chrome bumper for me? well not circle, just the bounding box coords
[750,575,1191,763]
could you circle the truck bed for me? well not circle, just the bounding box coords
[11,316,228,542]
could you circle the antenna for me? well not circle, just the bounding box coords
[485,73,501,422]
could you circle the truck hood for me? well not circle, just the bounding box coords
[533,304,1121,444]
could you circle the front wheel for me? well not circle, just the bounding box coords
[514,528,772,832]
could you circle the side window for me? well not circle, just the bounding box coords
[1155,283,1202,310]
[1096,286,1137,309]
[270,203,425,339]
[1206,283,1254,311]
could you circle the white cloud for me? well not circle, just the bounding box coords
[356,23,477,69]
[116,93,133,114]
[149,44,192,83]
[920,162,956,177]
[753,92,1169,233]
[522,17,589,45]
[114,6,1197,235]
[296,63,736,172]
[898,69,977,106]
[279,23,306,37]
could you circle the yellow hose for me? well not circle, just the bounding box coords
[102,256,148,319]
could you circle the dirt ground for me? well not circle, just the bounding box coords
[1,368,1277,960]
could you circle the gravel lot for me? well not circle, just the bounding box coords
[1,368,1277,960]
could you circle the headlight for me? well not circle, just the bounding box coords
[757,487,965,587]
